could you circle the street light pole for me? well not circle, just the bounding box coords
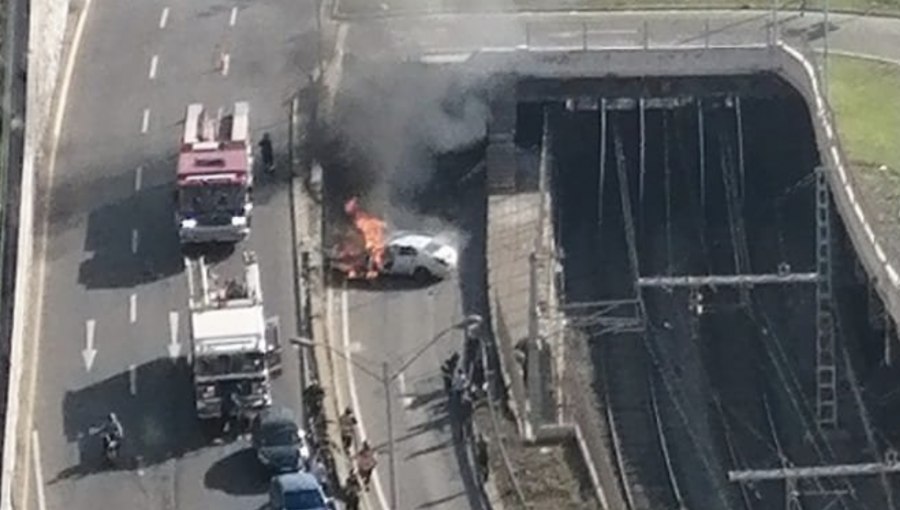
[383,361,398,510]
[292,313,483,510]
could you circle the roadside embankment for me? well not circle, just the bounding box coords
[2,0,73,508]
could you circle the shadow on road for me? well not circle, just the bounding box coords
[77,181,183,289]
[204,447,269,495]
[53,358,206,482]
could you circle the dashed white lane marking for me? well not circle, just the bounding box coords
[159,7,169,29]
[141,108,150,133]
[229,6,238,26]
[32,431,47,510]
[220,53,230,76]
[129,294,137,323]
[397,371,414,408]
[129,364,138,395]
[134,165,143,191]
[131,229,139,254]
[148,55,158,80]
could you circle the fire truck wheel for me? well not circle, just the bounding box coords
[413,267,431,284]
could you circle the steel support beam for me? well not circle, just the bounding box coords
[729,460,900,482]
[638,273,819,287]
[815,165,838,429]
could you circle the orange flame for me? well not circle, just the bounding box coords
[342,197,386,279]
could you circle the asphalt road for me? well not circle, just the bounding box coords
[329,171,489,510]
[28,0,318,510]
[22,3,900,510]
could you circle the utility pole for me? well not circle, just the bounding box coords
[383,361,398,510]
[292,314,482,510]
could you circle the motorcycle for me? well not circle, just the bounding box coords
[102,432,121,463]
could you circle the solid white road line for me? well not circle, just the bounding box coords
[131,229,139,254]
[21,0,94,505]
[159,7,169,29]
[134,165,143,191]
[129,364,137,395]
[229,6,238,26]
[341,288,390,510]
[220,53,230,76]
[148,55,158,80]
[141,108,150,133]
[31,431,46,510]
[129,294,137,324]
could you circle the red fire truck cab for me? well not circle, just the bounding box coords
[175,102,253,245]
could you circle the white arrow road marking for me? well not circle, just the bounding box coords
[129,364,137,396]
[397,371,414,408]
[82,319,97,371]
[168,311,181,358]
[32,431,47,510]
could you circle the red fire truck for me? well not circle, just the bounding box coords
[175,102,253,245]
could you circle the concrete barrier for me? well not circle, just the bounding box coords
[1,0,73,509]
[774,44,900,334]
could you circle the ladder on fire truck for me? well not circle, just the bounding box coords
[183,102,250,149]
[185,251,263,310]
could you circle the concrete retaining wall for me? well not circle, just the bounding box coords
[1,0,72,509]
[26,0,70,151]
[773,46,900,336]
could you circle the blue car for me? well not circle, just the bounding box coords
[270,472,334,510]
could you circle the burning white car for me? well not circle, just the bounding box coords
[329,198,459,283]
[381,232,459,282]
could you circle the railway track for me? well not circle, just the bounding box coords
[602,331,680,510]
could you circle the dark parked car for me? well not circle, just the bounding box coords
[270,472,334,510]
[251,407,310,473]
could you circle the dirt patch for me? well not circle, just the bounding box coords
[472,400,600,510]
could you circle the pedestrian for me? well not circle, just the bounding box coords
[304,380,326,419]
[452,366,469,397]
[258,133,274,174]
[355,441,378,491]
[344,471,362,510]
[441,352,460,393]
[310,455,330,494]
[339,407,358,452]
[475,433,490,483]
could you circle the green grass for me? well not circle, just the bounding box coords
[828,55,900,173]
[334,0,900,18]
[828,54,900,262]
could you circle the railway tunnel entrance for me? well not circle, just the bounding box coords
[512,74,900,510]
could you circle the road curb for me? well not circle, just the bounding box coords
[1,0,82,507]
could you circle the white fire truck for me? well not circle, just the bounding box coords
[176,102,254,245]
[186,251,282,423]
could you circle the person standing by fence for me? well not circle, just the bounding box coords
[339,407,358,452]
[475,433,490,483]
[355,441,378,491]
